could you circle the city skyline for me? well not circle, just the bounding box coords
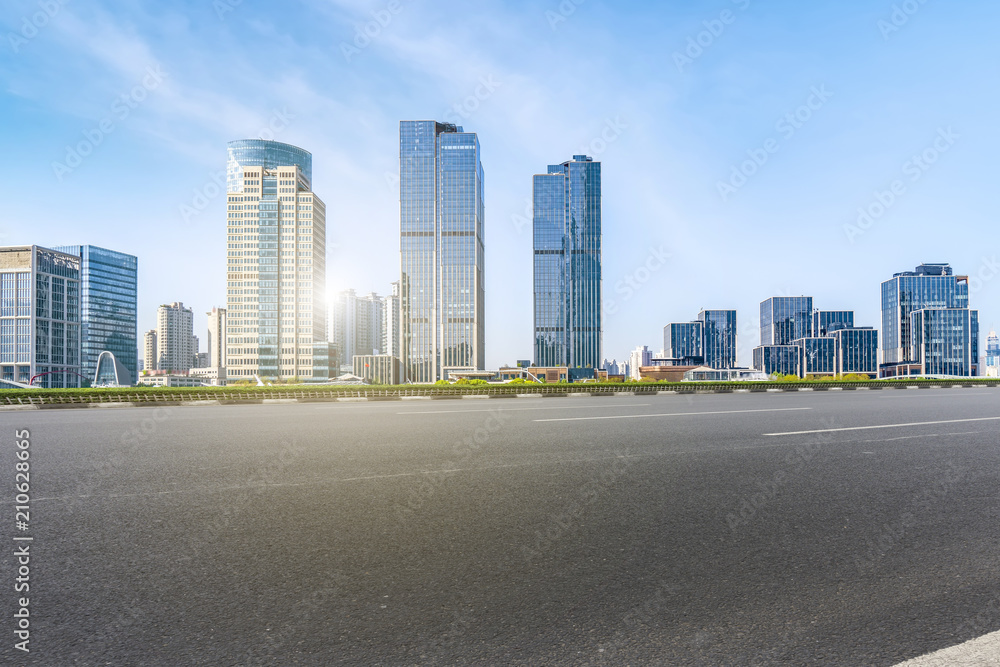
[4,1,1000,368]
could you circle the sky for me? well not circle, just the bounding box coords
[3,0,999,368]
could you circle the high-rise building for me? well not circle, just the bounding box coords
[760,296,813,345]
[832,327,878,377]
[143,330,157,372]
[753,345,799,376]
[910,308,979,377]
[698,310,738,370]
[207,307,227,370]
[533,155,602,369]
[383,281,401,361]
[331,289,385,371]
[812,310,854,337]
[881,263,976,377]
[792,337,837,377]
[225,140,328,381]
[0,246,82,387]
[399,121,485,383]
[628,345,652,381]
[54,245,138,386]
[663,322,703,363]
[985,329,1000,378]
[156,302,194,373]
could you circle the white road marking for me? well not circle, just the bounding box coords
[765,416,1000,437]
[893,629,1000,665]
[858,431,981,443]
[534,407,812,423]
[400,403,651,415]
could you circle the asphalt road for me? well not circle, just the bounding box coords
[2,389,1000,665]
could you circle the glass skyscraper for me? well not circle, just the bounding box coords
[813,310,854,337]
[881,263,974,377]
[55,245,137,385]
[399,121,485,383]
[910,308,979,377]
[533,155,602,369]
[753,345,799,376]
[832,327,878,377]
[225,140,327,382]
[760,297,813,345]
[698,309,738,369]
[793,337,837,376]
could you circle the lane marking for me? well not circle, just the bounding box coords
[399,403,651,415]
[893,629,1000,666]
[765,416,1000,437]
[534,407,812,423]
[858,431,981,443]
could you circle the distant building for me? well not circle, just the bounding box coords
[143,330,157,373]
[156,302,194,373]
[628,346,652,380]
[761,297,813,345]
[684,367,769,382]
[190,366,226,386]
[533,155,602,370]
[792,337,837,377]
[831,327,878,377]
[383,282,401,361]
[498,366,605,383]
[353,355,403,385]
[332,289,385,371]
[207,307,227,369]
[0,245,82,387]
[55,245,138,386]
[698,310,738,369]
[664,322,704,363]
[753,345,800,376]
[986,330,1000,378]
[138,374,207,387]
[881,263,978,377]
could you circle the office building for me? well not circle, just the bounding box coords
[881,263,976,377]
[55,245,138,386]
[400,120,485,383]
[533,155,602,369]
[698,309,738,369]
[813,310,854,337]
[332,289,385,371]
[663,321,704,364]
[760,297,813,345]
[793,337,837,377]
[156,302,194,373]
[225,139,328,381]
[753,345,800,376]
[831,327,879,377]
[910,308,979,377]
[143,330,157,372]
[0,246,82,387]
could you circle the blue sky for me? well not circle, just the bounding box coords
[3,0,999,368]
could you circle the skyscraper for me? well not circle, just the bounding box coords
[880,263,976,377]
[0,246,81,387]
[697,309,738,369]
[143,329,157,372]
[760,297,813,345]
[663,322,703,363]
[383,281,401,361]
[399,121,485,383]
[225,140,328,381]
[331,289,384,371]
[54,245,138,385]
[533,155,602,369]
[156,302,194,373]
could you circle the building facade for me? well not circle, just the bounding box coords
[353,354,403,385]
[0,246,82,387]
[533,155,602,370]
[156,302,194,373]
[143,329,157,372]
[225,139,328,381]
[55,245,138,386]
[207,307,227,369]
[881,263,975,377]
[698,309,738,369]
[986,329,1000,378]
[793,337,837,377]
[383,281,401,361]
[628,345,652,381]
[664,322,703,363]
[910,308,979,377]
[400,121,485,383]
[760,297,813,345]
[331,289,385,371]
[813,310,854,337]
[832,327,879,377]
[753,345,800,376]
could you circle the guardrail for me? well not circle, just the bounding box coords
[3,379,1000,406]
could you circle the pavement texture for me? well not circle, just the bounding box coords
[1,389,1000,665]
